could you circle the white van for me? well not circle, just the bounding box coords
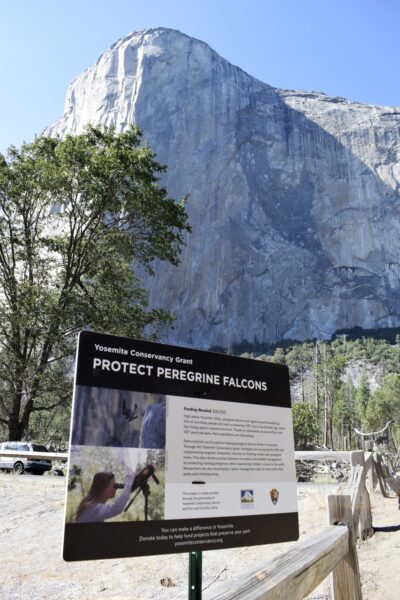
[0,441,52,475]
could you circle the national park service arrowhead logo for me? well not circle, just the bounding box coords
[270,488,279,505]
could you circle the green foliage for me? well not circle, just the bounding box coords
[314,343,346,448]
[355,371,370,428]
[366,374,400,438]
[243,333,400,450]
[286,344,313,372]
[271,347,286,365]
[0,126,190,440]
[292,402,319,449]
[332,382,357,449]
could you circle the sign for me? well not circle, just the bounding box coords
[63,331,298,561]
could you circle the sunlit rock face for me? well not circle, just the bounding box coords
[46,28,400,348]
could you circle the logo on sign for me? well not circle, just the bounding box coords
[240,489,254,507]
[270,488,279,505]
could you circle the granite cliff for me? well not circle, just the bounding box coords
[45,28,400,348]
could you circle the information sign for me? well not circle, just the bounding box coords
[63,331,298,560]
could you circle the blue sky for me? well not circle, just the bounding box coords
[1,0,399,153]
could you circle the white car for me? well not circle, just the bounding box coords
[0,441,52,475]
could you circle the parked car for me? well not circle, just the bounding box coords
[0,441,52,475]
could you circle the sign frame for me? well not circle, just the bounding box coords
[63,331,299,561]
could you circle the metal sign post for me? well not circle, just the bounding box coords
[189,551,202,599]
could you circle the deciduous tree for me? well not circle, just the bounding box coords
[0,126,190,440]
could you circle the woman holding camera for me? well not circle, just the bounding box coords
[75,471,134,523]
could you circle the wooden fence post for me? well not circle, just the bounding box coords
[328,494,363,600]
[359,486,373,541]
[350,451,373,540]
[350,450,364,467]
[365,452,377,493]
[373,452,391,497]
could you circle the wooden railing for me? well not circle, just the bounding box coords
[0,449,68,462]
[205,450,380,600]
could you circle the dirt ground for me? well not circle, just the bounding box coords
[0,474,398,599]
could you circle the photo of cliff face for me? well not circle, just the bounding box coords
[45,27,400,350]
[71,385,166,448]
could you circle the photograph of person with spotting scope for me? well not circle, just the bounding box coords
[75,471,134,523]
[66,446,165,523]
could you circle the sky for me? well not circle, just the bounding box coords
[1,0,399,154]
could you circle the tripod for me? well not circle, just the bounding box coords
[123,465,159,520]
[124,480,151,520]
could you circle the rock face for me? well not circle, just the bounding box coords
[46,28,400,348]
[71,386,165,448]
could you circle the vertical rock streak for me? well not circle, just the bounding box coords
[45,28,400,348]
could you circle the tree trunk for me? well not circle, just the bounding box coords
[8,388,24,440]
[8,413,25,441]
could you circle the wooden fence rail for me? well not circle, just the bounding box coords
[204,526,349,600]
[206,450,382,600]
[0,450,68,462]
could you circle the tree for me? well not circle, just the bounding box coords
[286,343,314,402]
[366,374,400,439]
[333,382,356,450]
[271,347,286,365]
[355,371,370,428]
[292,402,320,449]
[0,125,190,440]
[316,343,345,449]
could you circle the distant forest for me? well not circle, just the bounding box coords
[234,330,400,451]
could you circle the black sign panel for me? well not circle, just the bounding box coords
[63,331,298,561]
